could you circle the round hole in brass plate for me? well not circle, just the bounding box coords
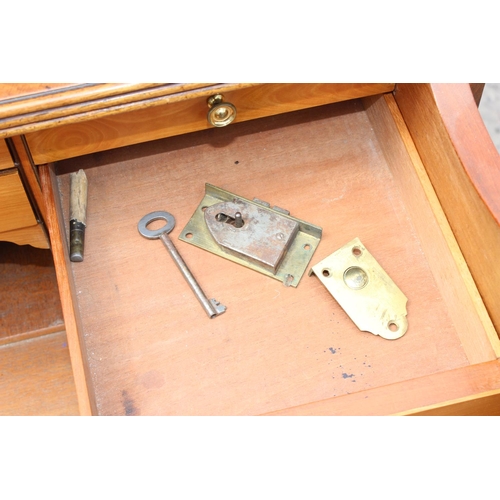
[343,266,369,289]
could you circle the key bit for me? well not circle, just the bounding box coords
[138,211,226,319]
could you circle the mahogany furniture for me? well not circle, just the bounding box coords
[1,83,499,415]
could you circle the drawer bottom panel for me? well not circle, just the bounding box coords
[53,99,496,415]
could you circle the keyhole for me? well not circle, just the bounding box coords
[216,212,244,228]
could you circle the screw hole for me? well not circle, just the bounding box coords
[304,244,311,251]
[322,269,331,277]
[185,233,193,239]
[201,206,208,212]
[352,247,362,256]
[388,322,399,332]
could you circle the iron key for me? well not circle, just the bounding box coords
[138,211,226,319]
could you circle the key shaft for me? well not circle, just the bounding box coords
[138,210,226,319]
[159,233,225,318]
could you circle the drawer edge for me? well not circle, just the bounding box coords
[263,360,500,416]
[0,223,49,249]
[395,83,500,337]
[26,83,396,164]
[365,93,500,361]
[39,163,96,416]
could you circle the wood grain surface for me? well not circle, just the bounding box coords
[0,169,37,232]
[265,360,500,415]
[405,389,500,416]
[9,136,47,225]
[395,84,500,335]
[0,83,75,102]
[27,84,395,164]
[365,94,499,360]
[0,241,63,345]
[0,224,49,248]
[39,165,96,416]
[0,139,13,170]
[0,84,210,116]
[0,331,78,415]
[0,84,224,138]
[49,98,491,415]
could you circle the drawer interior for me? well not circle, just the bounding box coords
[52,97,498,415]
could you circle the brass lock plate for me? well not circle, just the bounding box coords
[179,184,322,287]
[309,238,408,339]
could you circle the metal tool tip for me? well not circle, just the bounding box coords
[70,252,84,262]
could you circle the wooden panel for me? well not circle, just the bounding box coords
[0,241,63,346]
[39,164,96,416]
[0,139,13,170]
[0,224,49,249]
[0,331,79,416]
[27,84,395,164]
[0,83,210,116]
[404,389,500,416]
[364,94,499,360]
[0,169,37,232]
[0,83,221,138]
[0,83,75,101]
[48,99,492,415]
[265,360,500,415]
[10,136,47,225]
[394,84,500,335]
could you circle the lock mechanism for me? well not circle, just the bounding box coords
[179,184,322,287]
[207,94,237,127]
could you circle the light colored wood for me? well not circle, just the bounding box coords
[0,224,49,248]
[0,331,79,416]
[46,98,494,415]
[39,164,96,416]
[10,135,47,224]
[264,360,500,415]
[0,169,37,232]
[0,84,221,137]
[0,138,13,170]
[0,139,49,248]
[394,84,500,335]
[0,83,75,101]
[0,83,210,118]
[431,84,500,224]
[26,83,395,164]
[399,389,500,416]
[364,94,499,361]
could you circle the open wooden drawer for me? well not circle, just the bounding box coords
[0,139,48,248]
[37,84,500,415]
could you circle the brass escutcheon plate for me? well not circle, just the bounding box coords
[179,184,322,287]
[309,237,408,339]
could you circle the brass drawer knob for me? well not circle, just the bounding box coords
[207,94,237,127]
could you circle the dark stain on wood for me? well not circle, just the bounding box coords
[122,390,139,416]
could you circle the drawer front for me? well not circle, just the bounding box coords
[25,83,394,164]
[0,169,37,232]
[0,139,13,170]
